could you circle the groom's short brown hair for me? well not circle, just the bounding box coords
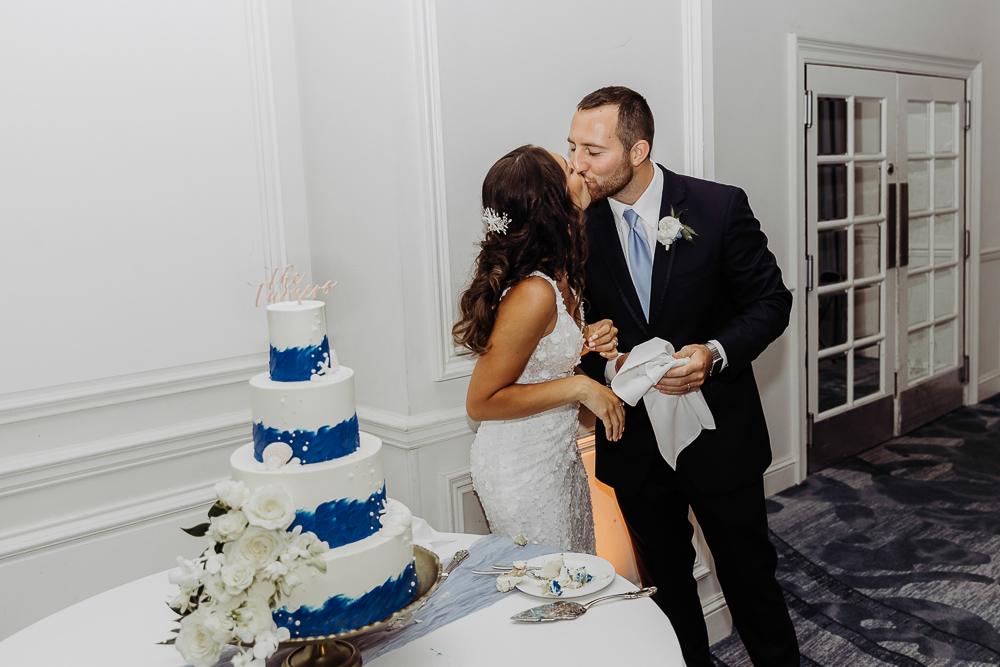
[578,86,655,156]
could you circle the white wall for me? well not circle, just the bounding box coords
[3,0,996,645]
[0,0,308,637]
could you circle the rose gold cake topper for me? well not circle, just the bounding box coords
[250,264,336,307]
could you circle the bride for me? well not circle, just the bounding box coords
[453,145,625,554]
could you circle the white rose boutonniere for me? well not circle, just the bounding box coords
[657,206,697,250]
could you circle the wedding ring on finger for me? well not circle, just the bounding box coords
[612,339,618,348]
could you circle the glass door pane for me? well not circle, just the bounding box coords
[896,73,966,435]
[806,65,897,473]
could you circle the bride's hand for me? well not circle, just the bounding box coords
[577,377,625,442]
[582,319,619,359]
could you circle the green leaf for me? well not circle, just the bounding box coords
[207,502,228,519]
[181,523,210,537]
[156,638,178,645]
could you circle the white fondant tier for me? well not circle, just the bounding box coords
[250,370,356,433]
[283,499,415,609]
[267,300,327,351]
[230,433,384,523]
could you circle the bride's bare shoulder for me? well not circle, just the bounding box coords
[496,275,557,325]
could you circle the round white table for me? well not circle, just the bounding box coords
[0,522,686,666]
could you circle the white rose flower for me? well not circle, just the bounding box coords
[232,593,274,644]
[243,485,296,531]
[657,216,683,247]
[221,559,257,595]
[225,526,284,571]
[215,479,250,510]
[209,510,249,543]
[176,611,225,667]
[201,605,236,644]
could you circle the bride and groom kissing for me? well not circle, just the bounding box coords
[453,86,800,666]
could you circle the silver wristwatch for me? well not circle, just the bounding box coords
[705,341,723,377]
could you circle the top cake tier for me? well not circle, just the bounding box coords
[267,300,331,382]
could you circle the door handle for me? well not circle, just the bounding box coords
[899,182,909,267]
[887,183,897,270]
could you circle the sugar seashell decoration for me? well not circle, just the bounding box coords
[262,442,294,470]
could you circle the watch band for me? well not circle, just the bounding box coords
[705,341,723,376]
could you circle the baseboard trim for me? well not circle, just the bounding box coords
[979,373,1000,402]
[0,354,266,426]
[703,590,734,644]
[763,455,800,496]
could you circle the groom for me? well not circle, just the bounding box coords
[573,87,799,666]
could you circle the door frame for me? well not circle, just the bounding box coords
[789,35,982,483]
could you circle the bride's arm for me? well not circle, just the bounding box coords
[466,278,624,440]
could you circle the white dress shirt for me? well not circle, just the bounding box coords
[601,163,728,381]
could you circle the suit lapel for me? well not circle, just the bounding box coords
[590,201,649,335]
[648,166,687,327]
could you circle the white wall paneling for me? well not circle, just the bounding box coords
[0,0,283,638]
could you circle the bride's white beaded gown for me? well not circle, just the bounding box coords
[469,272,597,554]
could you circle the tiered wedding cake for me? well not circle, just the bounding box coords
[229,300,418,637]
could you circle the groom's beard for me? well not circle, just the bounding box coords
[587,153,634,202]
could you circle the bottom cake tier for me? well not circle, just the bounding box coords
[273,498,418,638]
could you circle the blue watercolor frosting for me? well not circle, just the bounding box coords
[291,487,387,548]
[270,336,331,382]
[253,414,360,464]
[274,561,419,638]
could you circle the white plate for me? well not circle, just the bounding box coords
[513,552,616,599]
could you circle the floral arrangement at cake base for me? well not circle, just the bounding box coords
[163,480,329,667]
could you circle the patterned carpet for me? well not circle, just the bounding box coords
[711,393,1000,666]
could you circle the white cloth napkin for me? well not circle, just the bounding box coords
[611,337,716,469]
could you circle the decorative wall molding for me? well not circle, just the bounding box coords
[981,247,1000,263]
[412,0,475,382]
[0,354,265,426]
[681,0,712,180]
[797,36,979,78]
[358,404,475,450]
[0,412,246,500]
[244,0,288,273]
[425,0,713,381]
[441,468,475,533]
[0,481,216,563]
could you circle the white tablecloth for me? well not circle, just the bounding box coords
[0,520,686,666]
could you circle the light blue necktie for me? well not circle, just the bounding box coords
[624,208,652,321]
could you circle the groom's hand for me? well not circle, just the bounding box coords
[654,344,712,395]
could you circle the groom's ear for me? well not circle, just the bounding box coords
[630,140,650,166]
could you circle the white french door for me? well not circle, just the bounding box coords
[805,65,966,472]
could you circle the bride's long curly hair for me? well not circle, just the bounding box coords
[453,145,588,356]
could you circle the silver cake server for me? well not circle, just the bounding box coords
[386,549,469,630]
[510,586,656,622]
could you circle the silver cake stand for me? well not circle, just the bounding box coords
[277,545,442,667]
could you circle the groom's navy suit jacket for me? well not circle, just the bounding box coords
[581,165,791,497]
